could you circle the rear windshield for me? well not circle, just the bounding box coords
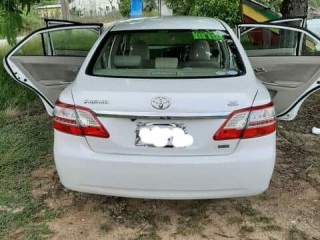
[88,30,246,78]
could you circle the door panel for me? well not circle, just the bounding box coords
[44,19,81,27]
[268,18,307,27]
[238,23,320,120]
[250,57,320,115]
[4,24,102,115]
[10,56,85,104]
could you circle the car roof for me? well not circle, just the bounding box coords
[110,16,226,32]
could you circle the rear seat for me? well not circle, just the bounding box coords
[155,58,178,69]
[113,55,142,68]
[183,40,221,68]
[129,40,153,68]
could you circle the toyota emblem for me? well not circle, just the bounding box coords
[151,97,171,110]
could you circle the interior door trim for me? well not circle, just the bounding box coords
[4,24,103,110]
[277,85,320,118]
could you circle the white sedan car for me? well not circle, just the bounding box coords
[4,17,320,199]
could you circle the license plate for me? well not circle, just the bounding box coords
[135,122,194,148]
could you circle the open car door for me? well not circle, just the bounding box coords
[237,23,320,120]
[4,23,102,115]
[268,17,307,27]
[44,18,82,27]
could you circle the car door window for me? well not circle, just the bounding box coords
[268,18,306,27]
[5,25,102,115]
[44,19,80,27]
[14,34,45,56]
[240,26,299,56]
[302,35,320,56]
[48,28,100,57]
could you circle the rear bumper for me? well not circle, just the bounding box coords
[54,131,276,200]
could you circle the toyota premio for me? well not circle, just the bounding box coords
[4,17,320,199]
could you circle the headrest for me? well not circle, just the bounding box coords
[155,58,178,69]
[189,40,212,61]
[113,55,142,68]
[129,40,150,60]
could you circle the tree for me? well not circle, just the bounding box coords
[61,0,69,20]
[165,0,195,15]
[0,0,39,45]
[280,0,308,18]
[119,0,130,17]
[144,0,157,11]
[166,0,240,26]
[258,0,282,12]
[192,0,240,27]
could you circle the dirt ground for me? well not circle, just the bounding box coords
[26,94,320,240]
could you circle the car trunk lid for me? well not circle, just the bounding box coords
[72,75,258,156]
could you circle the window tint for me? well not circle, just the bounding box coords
[308,19,320,38]
[50,28,99,56]
[13,27,100,57]
[241,27,299,56]
[302,35,320,56]
[90,30,245,78]
[14,35,44,56]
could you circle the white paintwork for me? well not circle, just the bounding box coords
[111,17,226,31]
[54,130,276,200]
[71,75,261,156]
[5,17,288,199]
[53,17,276,199]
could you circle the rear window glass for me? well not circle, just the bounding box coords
[88,30,245,78]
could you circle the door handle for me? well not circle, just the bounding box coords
[254,67,267,73]
[71,67,80,73]
[59,81,72,85]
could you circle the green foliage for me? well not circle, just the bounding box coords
[0,109,53,238]
[144,0,157,11]
[0,2,22,45]
[21,11,42,35]
[119,0,130,17]
[36,0,56,6]
[0,46,37,109]
[192,0,241,26]
[165,0,195,15]
[310,0,320,8]
[0,0,40,44]
[143,10,160,17]
[0,45,53,239]
[119,0,159,18]
[166,0,240,26]
[258,0,282,12]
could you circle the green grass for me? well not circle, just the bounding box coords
[288,227,310,240]
[51,29,99,51]
[0,46,38,110]
[100,222,113,233]
[0,46,54,239]
[239,225,255,234]
[0,105,54,239]
[261,224,282,232]
[13,34,45,56]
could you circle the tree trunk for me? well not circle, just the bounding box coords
[281,0,308,18]
[61,0,69,20]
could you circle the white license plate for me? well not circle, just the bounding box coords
[135,123,194,148]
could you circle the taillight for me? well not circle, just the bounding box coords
[214,102,276,140]
[53,100,109,138]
